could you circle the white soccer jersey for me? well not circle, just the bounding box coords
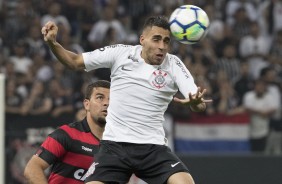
[82,44,197,145]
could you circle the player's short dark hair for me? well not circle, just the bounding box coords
[85,80,110,99]
[142,16,170,31]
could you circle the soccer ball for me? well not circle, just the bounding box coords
[169,5,210,44]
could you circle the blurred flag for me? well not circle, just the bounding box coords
[174,113,250,153]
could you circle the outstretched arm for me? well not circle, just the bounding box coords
[24,155,50,184]
[174,87,213,112]
[42,21,85,70]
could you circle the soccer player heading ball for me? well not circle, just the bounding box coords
[41,14,212,184]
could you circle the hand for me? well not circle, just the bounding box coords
[41,21,58,43]
[173,87,213,106]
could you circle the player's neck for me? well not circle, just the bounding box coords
[87,118,104,140]
[90,123,104,140]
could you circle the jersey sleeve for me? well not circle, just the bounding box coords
[36,126,70,165]
[171,55,198,98]
[82,44,128,72]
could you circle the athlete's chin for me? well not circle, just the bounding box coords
[99,115,106,120]
[97,118,107,127]
[152,58,163,65]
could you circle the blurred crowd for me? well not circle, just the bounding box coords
[2,0,282,119]
[1,0,282,183]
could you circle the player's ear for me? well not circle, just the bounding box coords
[140,35,144,46]
[83,99,90,111]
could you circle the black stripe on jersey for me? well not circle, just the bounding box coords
[49,128,72,150]
[51,161,88,181]
[68,120,101,141]
[38,147,58,165]
[49,128,99,156]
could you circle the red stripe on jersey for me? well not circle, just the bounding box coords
[49,173,83,184]
[60,125,99,145]
[62,152,94,169]
[41,137,66,158]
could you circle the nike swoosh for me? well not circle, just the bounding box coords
[171,162,180,167]
[121,66,132,71]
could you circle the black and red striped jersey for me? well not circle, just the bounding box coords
[35,118,100,184]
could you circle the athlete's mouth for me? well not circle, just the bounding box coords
[156,54,163,59]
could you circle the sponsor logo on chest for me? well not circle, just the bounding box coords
[82,146,92,152]
[74,169,88,181]
[73,162,98,181]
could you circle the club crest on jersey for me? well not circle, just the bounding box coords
[152,69,167,89]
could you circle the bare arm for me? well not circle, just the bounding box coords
[24,155,50,184]
[42,21,85,70]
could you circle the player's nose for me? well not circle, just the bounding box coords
[104,98,109,107]
[158,41,165,50]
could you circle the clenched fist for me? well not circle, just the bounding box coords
[41,21,58,43]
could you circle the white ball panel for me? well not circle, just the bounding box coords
[175,9,196,25]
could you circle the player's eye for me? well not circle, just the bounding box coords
[164,39,170,44]
[96,96,103,100]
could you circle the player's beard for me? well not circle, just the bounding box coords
[97,117,106,128]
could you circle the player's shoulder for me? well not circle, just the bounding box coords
[58,120,82,133]
[49,121,83,140]
[102,44,134,51]
[97,44,135,57]
[165,53,192,78]
[68,120,81,128]
[109,44,133,48]
[48,124,71,140]
[166,53,184,66]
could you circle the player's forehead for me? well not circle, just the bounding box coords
[144,26,170,38]
[92,87,110,96]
